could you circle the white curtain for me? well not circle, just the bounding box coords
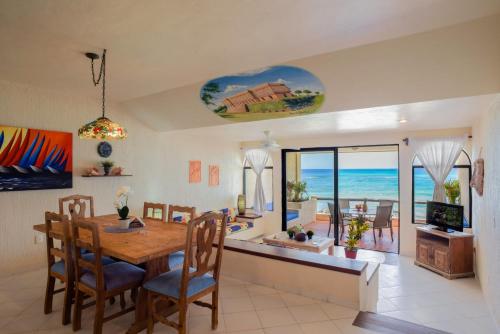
[412,135,467,202]
[245,149,270,214]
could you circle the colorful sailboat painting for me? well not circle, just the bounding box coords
[0,125,72,191]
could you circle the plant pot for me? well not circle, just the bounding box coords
[103,166,111,175]
[344,248,358,259]
[119,218,131,229]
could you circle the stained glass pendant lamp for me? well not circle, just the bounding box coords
[78,49,127,139]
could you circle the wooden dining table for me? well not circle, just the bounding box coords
[33,214,189,334]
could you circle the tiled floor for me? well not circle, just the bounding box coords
[0,257,497,334]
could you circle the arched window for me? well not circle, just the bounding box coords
[412,150,472,227]
[243,158,274,211]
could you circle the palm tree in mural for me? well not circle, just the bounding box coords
[201,82,221,106]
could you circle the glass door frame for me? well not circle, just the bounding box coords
[281,144,400,253]
[281,147,340,244]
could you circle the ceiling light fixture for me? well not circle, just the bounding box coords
[78,49,127,140]
[399,119,408,124]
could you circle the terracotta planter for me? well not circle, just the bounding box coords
[344,248,358,259]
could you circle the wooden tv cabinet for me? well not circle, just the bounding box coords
[415,225,474,279]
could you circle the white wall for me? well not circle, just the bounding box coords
[0,80,242,275]
[471,95,500,328]
[242,128,472,257]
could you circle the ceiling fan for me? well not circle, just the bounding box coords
[261,130,281,151]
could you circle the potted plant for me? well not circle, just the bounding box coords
[444,179,461,204]
[306,230,314,240]
[345,215,369,259]
[287,180,309,202]
[114,186,132,228]
[101,160,114,175]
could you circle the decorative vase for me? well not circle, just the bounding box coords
[307,233,313,240]
[295,232,306,242]
[119,218,131,229]
[103,166,111,175]
[345,248,358,259]
[237,194,246,215]
[117,206,129,220]
[287,231,295,239]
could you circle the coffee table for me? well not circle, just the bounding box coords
[262,232,334,255]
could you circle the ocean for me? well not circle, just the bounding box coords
[300,168,459,220]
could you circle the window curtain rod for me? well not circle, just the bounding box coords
[403,135,472,146]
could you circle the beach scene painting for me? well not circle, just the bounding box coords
[200,65,325,122]
[0,125,72,191]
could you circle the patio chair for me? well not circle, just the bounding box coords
[367,205,393,243]
[327,200,351,238]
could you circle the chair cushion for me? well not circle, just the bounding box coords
[50,254,115,276]
[144,268,215,299]
[168,251,185,269]
[80,262,145,291]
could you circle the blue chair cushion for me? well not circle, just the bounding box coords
[168,251,185,269]
[50,254,115,276]
[144,268,215,299]
[81,262,145,291]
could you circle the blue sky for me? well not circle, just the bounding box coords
[201,65,324,107]
[300,152,399,169]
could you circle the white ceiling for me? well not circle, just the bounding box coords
[171,95,496,142]
[1,0,500,101]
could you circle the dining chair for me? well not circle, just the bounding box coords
[327,200,350,238]
[71,218,145,334]
[143,202,167,222]
[367,205,394,243]
[144,212,228,334]
[59,194,95,219]
[167,205,196,269]
[44,212,74,325]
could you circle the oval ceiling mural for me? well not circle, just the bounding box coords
[200,65,325,122]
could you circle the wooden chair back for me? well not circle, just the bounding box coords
[179,212,227,299]
[168,205,196,224]
[45,212,72,279]
[143,202,167,222]
[372,206,393,229]
[59,195,95,220]
[71,218,105,291]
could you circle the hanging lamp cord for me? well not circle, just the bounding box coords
[90,49,106,118]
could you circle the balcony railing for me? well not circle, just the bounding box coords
[311,196,400,217]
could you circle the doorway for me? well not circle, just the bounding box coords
[281,145,400,254]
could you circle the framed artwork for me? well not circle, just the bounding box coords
[208,165,219,187]
[189,160,201,183]
[0,125,73,191]
[200,65,325,122]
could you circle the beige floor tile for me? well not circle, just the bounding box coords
[256,307,295,328]
[188,314,225,334]
[221,285,249,299]
[251,294,285,310]
[263,324,303,334]
[224,310,262,332]
[300,320,342,334]
[222,296,255,314]
[227,330,264,334]
[246,284,278,296]
[319,302,358,320]
[288,304,329,323]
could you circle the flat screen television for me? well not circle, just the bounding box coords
[426,201,464,232]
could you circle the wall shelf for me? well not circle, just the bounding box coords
[81,175,133,177]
